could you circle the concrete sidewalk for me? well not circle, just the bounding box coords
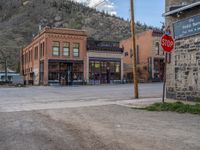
[0,97,162,112]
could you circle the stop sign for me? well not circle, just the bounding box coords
[161,34,174,53]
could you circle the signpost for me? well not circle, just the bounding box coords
[161,30,174,103]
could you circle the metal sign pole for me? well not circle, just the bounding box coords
[162,53,167,103]
[161,26,174,103]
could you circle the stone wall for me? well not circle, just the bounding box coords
[165,0,200,100]
[167,34,200,100]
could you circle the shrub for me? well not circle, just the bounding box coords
[195,97,200,103]
[145,102,200,115]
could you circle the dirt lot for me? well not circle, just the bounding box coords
[0,105,200,150]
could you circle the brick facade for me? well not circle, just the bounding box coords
[21,27,124,85]
[120,30,164,82]
[21,27,87,85]
[165,0,200,100]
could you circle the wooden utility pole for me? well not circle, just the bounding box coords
[130,0,139,98]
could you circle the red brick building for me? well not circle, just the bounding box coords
[21,27,123,85]
[120,30,164,82]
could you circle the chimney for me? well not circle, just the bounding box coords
[39,24,42,32]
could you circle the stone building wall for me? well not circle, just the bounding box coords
[165,0,200,100]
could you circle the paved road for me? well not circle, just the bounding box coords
[0,83,163,112]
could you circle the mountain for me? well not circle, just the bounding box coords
[0,0,157,71]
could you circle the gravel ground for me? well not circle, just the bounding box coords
[0,105,200,150]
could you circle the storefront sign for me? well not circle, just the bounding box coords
[173,14,200,39]
[89,57,121,62]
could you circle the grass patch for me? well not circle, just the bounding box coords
[145,102,200,115]
[194,97,200,103]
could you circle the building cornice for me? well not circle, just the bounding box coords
[163,2,200,17]
[23,27,87,52]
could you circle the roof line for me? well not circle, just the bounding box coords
[163,1,200,16]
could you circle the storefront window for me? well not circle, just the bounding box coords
[49,72,59,81]
[49,62,59,71]
[89,60,121,84]
[95,62,100,69]
[109,62,115,72]
[73,63,83,80]
[89,61,95,80]
[116,63,120,73]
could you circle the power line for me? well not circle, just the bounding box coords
[93,0,106,8]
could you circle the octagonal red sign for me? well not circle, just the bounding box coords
[161,34,174,53]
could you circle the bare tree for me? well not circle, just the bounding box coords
[0,48,9,82]
[0,47,17,82]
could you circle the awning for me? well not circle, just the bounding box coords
[163,2,200,16]
[89,57,121,62]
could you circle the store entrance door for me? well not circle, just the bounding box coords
[106,68,110,84]
[66,63,73,85]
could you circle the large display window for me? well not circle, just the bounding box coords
[48,62,84,85]
[89,60,121,84]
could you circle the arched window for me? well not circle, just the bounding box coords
[156,42,159,55]
[136,45,139,64]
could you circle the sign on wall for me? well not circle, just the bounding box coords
[173,14,200,39]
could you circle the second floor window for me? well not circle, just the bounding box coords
[28,51,30,62]
[136,45,139,64]
[40,43,43,58]
[52,41,60,56]
[63,42,70,56]
[73,43,80,57]
[34,47,38,60]
[40,42,45,58]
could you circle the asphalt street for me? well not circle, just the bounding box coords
[0,83,163,112]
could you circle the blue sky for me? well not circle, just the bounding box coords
[75,0,165,27]
[114,0,165,27]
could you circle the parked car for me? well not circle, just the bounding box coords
[12,75,24,86]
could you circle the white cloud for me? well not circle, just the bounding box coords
[71,0,117,16]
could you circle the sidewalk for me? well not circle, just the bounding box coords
[119,98,199,108]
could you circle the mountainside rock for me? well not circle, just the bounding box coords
[0,0,156,71]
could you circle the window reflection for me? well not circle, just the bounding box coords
[89,60,121,84]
